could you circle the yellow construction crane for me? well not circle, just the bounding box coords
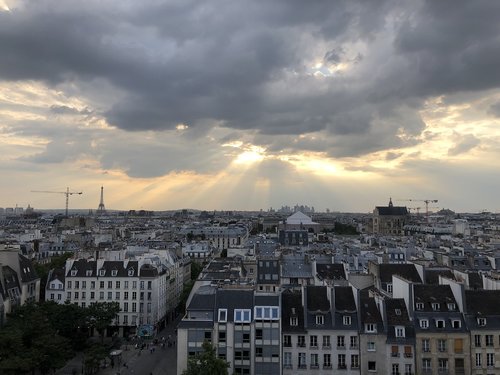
[396,199,438,223]
[31,187,83,216]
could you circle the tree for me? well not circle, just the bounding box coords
[183,341,228,375]
[86,302,120,343]
[191,262,203,281]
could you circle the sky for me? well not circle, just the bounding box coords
[1,0,500,213]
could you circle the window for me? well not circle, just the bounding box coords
[123,302,128,312]
[67,281,72,289]
[108,281,112,289]
[67,292,71,300]
[283,335,292,347]
[290,317,298,326]
[71,270,77,276]
[452,319,461,328]
[436,319,445,328]
[368,361,376,372]
[254,306,279,320]
[234,309,251,323]
[255,329,262,340]
[82,281,86,289]
[395,326,405,338]
[351,354,359,369]
[254,347,262,358]
[316,315,324,325]
[128,268,134,276]
[404,364,412,375]
[337,335,345,348]
[115,292,120,299]
[343,315,351,325]
[311,353,319,368]
[422,358,431,371]
[298,353,306,369]
[242,333,250,343]
[350,336,358,349]
[367,341,375,351]
[454,339,463,353]
[438,358,448,371]
[100,281,104,288]
[338,354,346,369]
[475,353,482,367]
[365,323,376,333]
[395,308,401,315]
[283,352,292,368]
[50,293,54,300]
[404,346,412,358]
[486,335,494,347]
[116,281,120,289]
[387,283,393,293]
[438,339,446,352]
[99,269,105,276]
[218,309,227,323]
[432,302,440,311]
[392,364,399,375]
[478,317,487,326]
[422,338,430,352]
[416,302,424,310]
[132,292,137,299]
[322,335,330,348]
[310,335,318,348]
[475,334,481,347]
[99,291,104,300]
[107,292,112,300]
[86,270,92,276]
[298,335,305,347]
[323,353,331,369]
[391,345,399,357]
[204,331,212,341]
[124,281,129,288]
[111,270,117,276]
[219,331,226,343]
[447,302,456,310]
[90,281,95,289]
[486,353,495,367]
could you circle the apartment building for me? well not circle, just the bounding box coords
[177,286,280,375]
[465,290,500,375]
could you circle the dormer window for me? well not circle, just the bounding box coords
[432,303,440,311]
[218,309,227,323]
[452,319,461,328]
[365,323,376,333]
[395,309,401,316]
[447,303,456,311]
[128,269,134,276]
[111,270,118,277]
[316,315,324,325]
[86,270,92,276]
[416,302,424,310]
[343,316,351,325]
[99,269,105,276]
[395,326,405,338]
[436,319,445,328]
[420,319,429,329]
[387,284,393,293]
[71,269,77,276]
[290,317,298,326]
[478,318,486,326]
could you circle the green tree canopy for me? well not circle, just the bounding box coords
[183,341,228,375]
[86,302,120,342]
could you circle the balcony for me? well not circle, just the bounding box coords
[422,369,432,374]
[404,353,413,358]
[283,342,292,348]
[391,352,400,357]
[283,364,292,369]
[323,365,332,370]
[297,343,306,348]
[337,345,346,350]
[310,364,319,369]
[298,364,307,369]
[338,365,347,370]
[455,368,465,375]
[437,369,449,375]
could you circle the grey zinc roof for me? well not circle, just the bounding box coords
[18,255,39,282]
[281,258,313,278]
[215,289,254,322]
[379,264,422,284]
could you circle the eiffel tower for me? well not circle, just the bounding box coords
[97,186,106,215]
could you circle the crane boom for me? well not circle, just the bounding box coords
[31,187,83,216]
[395,198,438,223]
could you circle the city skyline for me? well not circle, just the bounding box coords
[1,1,500,212]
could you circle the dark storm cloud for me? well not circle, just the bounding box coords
[1,0,499,168]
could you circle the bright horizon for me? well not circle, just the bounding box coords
[1,1,500,213]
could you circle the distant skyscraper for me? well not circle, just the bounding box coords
[97,186,106,215]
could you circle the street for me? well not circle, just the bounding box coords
[100,317,180,375]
